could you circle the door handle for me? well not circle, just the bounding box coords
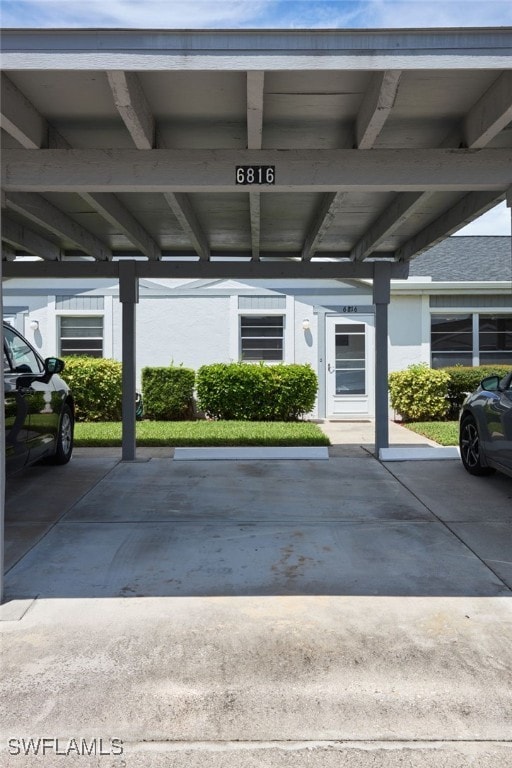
[327,363,334,373]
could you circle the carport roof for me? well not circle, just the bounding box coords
[1,27,512,276]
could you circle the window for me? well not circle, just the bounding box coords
[59,316,103,357]
[240,315,284,361]
[479,315,512,364]
[431,315,473,368]
[334,323,366,395]
[431,313,512,368]
[4,325,43,374]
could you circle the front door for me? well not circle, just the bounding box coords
[326,315,374,417]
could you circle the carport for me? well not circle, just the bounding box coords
[1,27,512,602]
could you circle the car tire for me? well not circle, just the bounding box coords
[51,404,74,465]
[459,415,494,476]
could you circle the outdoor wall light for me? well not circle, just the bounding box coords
[29,319,39,331]
[302,318,310,331]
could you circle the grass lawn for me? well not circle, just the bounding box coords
[74,420,330,447]
[402,421,459,446]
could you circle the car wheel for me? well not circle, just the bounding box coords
[459,416,494,476]
[51,404,74,465]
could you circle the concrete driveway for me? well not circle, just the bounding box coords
[1,426,512,766]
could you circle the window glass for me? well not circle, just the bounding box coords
[479,315,512,353]
[240,315,283,361]
[59,316,103,357]
[431,315,473,368]
[3,326,43,374]
[334,323,366,394]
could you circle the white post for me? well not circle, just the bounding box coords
[119,261,139,461]
[373,262,391,454]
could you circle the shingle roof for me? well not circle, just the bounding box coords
[409,237,511,282]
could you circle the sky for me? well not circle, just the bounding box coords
[2,0,512,29]
[1,0,510,235]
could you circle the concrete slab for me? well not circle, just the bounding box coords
[448,522,512,589]
[2,743,511,768]
[3,449,512,764]
[62,458,432,523]
[385,460,512,522]
[5,457,119,523]
[380,446,460,461]
[6,519,509,599]
[1,596,512,746]
[174,446,329,460]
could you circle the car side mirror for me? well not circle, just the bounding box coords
[480,375,501,392]
[44,357,64,375]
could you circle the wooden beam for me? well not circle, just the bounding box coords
[163,192,210,260]
[4,192,111,261]
[350,192,430,261]
[0,78,158,258]
[249,192,261,261]
[464,71,512,149]
[3,258,410,280]
[0,73,46,149]
[247,71,264,150]
[2,213,60,260]
[356,70,402,149]
[4,148,511,193]
[81,192,160,260]
[107,70,155,150]
[395,191,504,262]
[302,193,345,260]
[247,71,264,260]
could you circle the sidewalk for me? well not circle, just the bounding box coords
[318,418,440,456]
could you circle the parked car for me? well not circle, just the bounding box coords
[3,322,74,474]
[459,371,512,479]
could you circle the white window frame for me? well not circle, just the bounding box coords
[57,310,105,358]
[430,309,512,367]
[238,310,286,363]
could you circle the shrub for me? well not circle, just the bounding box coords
[61,357,122,422]
[388,363,450,422]
[196,362,318,421]
[444,364,512,416]
[142,366,195,420]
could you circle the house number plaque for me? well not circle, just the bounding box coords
[236,166,275,185]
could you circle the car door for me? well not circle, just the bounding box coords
[482,372,512,471]
[3,325,58,465]
[4,340,31,472]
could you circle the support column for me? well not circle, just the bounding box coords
[373,262,391,455]
[119,261,139,462]
[507,189,512,290]
[0,247,5,602]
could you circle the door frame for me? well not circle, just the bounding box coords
[325,313,375,418]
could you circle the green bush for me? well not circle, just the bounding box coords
[196,362,318,421]
[61,357,122,422]
[141,366,195,420]
[444,364,512,416]
[388,363,450,422]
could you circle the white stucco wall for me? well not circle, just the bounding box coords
[388,294,429,373]
[114,295,232,385]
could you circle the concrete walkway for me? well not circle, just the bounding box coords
[1,423,512,766]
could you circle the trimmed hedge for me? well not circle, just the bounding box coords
[443,364,512,416]
[141,366,195,420]
[388,362,512,421]
[196,362,318,421]
[61,357,122,422]
[388,363,450,422]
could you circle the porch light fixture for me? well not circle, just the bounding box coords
[302,319,310,331]
[29,319,39,331]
